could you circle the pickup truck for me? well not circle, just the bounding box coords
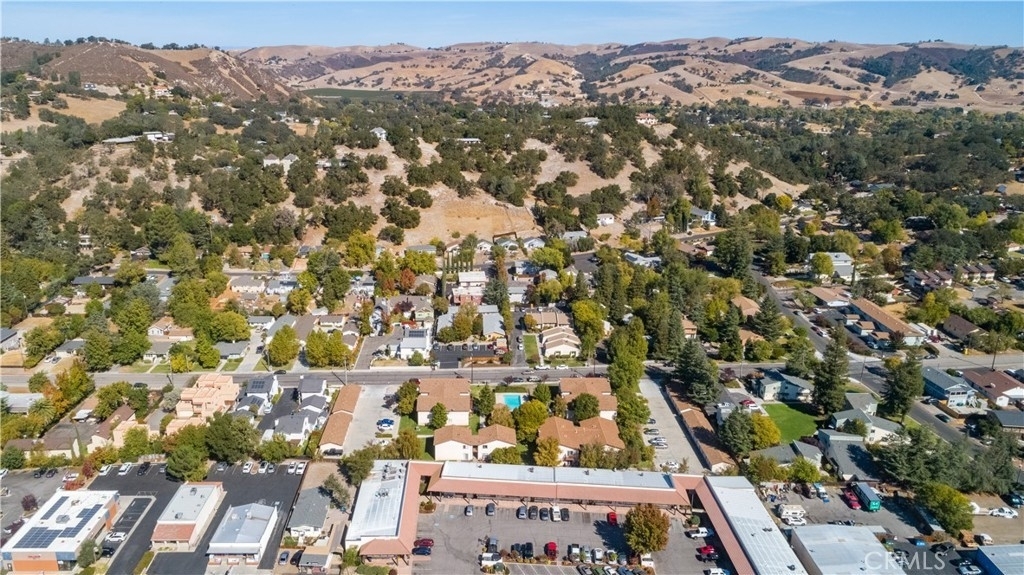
[686,527,714,539]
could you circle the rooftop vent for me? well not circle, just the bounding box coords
[190,487,198,495]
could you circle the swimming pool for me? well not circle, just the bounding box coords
[498,393,525,409]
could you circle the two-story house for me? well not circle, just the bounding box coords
[432,425,517,461]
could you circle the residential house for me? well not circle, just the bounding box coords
[451,285,484,305]
[681,317,698,340]
[432,425,517,461]
[481,313,504,340]
[828,393,901,444]
[215,341,249,360]
[522,237,546,251]
[233,395,268,417]
[476,239,494,253]
[808,252,855,282]
[623,252,661,269]
[748,441,823,469]
[267,314,297,343]
[850,298,925,346]
[405,244,437,257]
[942,315,985,342]
[540,325,581,358]
[248,316,275,331]
[0,328,21,351]
[0,391,42,414]
[148,317,194,341]
[635,113,658,126]
[87,404,136,452]
[274,412,319,443]
[730,296,761,319]
[416,379,472,427]
[287,488,330,543]
[371,127,387,141]
[963,369,1024,408]
[143,340,175,363]
[690,207,716,227]
[807,287,849,308]
[558,377,617,420]
[507,281,530,305]
[903,270,954,293]
[242,375,280,403]
[960,264,997,283]
[526,309,570,330]
[458,271,487,287]
[817,429,880,481]
[397,328,432,360]
[293,315,317,345]
[537,269,559,283]
[54,338,86,359]
[265,275,298,296]
[350,275,376,298]
[71,275,115,296]
[262,154,280,168]
[595,213,616,227]
[755,370,814,403]
[923,367,976,407]
[297,376,327,402]
[512,260,537,276]
[317,315,348,331]
[231,276,266,295]
[536,417,624,465]
[167,374,239,435]
[988,410,1024,439]
[561,230,589,244]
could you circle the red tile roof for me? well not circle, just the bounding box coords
[537,417,625,451]
[332,385,361,414]
[152,523,196,543]
[319,412,352,448]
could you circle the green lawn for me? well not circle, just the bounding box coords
[763,403,821,443]
[523,334,540,364]
[222,358,243,372]
[121,362,154,374]
[400,415,435,436]
[469,413,480,433]
[150,363,171,374]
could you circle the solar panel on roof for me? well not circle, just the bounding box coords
[39,496,68,521]
[13,527,61,549]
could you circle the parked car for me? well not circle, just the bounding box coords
[555,364,569,370]
[137,462,151,476]
[98,464,112,476]
[990,507,1019,518]
[413,538,434,547]
[279,552,289,565]
[686,527,713,539]
[956,566,982,575]
[117,463,133,476]
[486,502,496,516]
[295,461,307,474]
[607,512,618,526]
[287,462,297,474]
[647,418,656,425]
[258,461,270,474]
[540,507,550,521]
[242,461,254,474]
[465,505,473,517]
[517,505,528,519]
[785,517,807,526]
[216,462,227,472]
[157,464,167,474]
[45,468,57,478]
[1005,492,1023,508]
[643,428,660,435]
[697,544,719,561]
[105,532,127,543]
[528,505,538,520]
[522,541,534,559]
[592,547,605,562]
[412,547,432,556]
[545,542,558,560]
[931,542,955,556]
[560,507,570,522]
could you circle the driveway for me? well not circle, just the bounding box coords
[639,377,705,473]
[343,386,398,453]
[235,329,267,372]
[356,329,404,369]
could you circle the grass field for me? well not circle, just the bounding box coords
[222,358,243,372]
[302,87,442,102]
[400,415,435,436]
[523,334,540,364]
[763,402,821,442]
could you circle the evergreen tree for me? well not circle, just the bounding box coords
[813,327,849,414]
[476,385,495,418]
[721,410,754,456]
[882,354,924,423]
[784,335,817,378]
[674,339,719,406]
[752,296,783,342]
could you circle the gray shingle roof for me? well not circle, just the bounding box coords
[287,488,330,531]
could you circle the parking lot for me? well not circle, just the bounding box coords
[1,469,65,536]
[639,377,704,473]
[343,385,396,452]
[90,464,182,575]
[146,461,303,575]
[767,485,920,538]
[103,497,153,555]
[411,503,706,575]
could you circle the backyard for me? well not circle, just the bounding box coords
[762,402,820,443]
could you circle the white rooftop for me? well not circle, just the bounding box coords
[2,490,117,554]
[704,476,808,575]
[440,461,675,490]
[207,503,277,556]
[977,544,1024,575]
[791,525,904,575]
[346,461,409,541]
[458,271,487,283]
[158,483,222,524]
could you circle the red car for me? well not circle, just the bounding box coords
[607,512,618,526]
[414,538,434,547]
[697,544,719,561]
[545,542,557,559]
[843,490,862,510]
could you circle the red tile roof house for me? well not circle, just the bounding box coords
[432,425,516,461]
[536,416,625,465]
[963,369,1024,408]
[558,377,618,420]
[415,379,472,427]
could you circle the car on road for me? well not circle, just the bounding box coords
[936,413,951,423]
[137,462,151,476]
[990,507,1019,518]
[117,463,133,476]
[98,464,112,476]
[560,507,569,522]
[528,505,538,520]
[242,461,254,474]
[105,532,127,543]
[464,505,473,517]
[535,365,550,371]
[555,364,568,370]
[486,502,496,516]
[295,461,307,474]
[279,552,289,565]
[414,538,434,547]
[607,512,618,526]
[412,547,432,556]
[517,505,527,519]
[540,507,550,521]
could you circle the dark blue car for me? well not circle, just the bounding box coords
[412,547,432,556]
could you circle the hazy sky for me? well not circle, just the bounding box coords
[2,2,1021,49]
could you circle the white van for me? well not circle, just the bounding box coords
[479,553,502,567]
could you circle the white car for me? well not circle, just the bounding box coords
[97,464,112,476]
[784,517,807,526]
[592,547,604,562]
[105,532,127,543]
[287,462,297,474]
[990,507,1019,518]
[117,463,133,476]
[295,461,307,475]
[555,364,569,370]
[242,461,254,474]
[535,365,551,371]
[0,468,7,478]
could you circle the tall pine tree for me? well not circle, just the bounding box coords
[674,339,719,406]
[812,327,849,414]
